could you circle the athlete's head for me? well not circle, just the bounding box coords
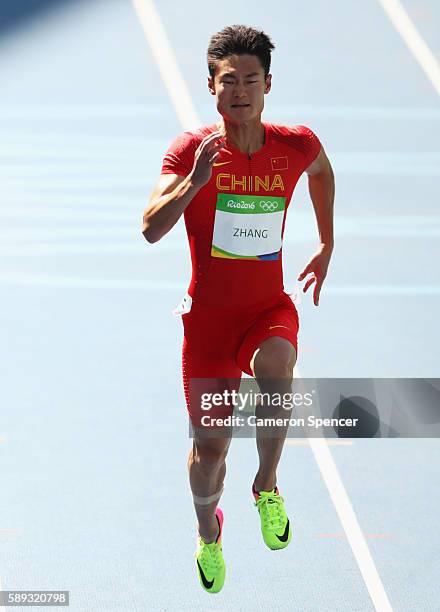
[207,25,274,123]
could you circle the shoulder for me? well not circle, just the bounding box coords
[267,123,320,149]
[167,124,217,154]
[267,123,322,168]
[161,124,217,176]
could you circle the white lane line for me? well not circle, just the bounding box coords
[0,211,138,223]
[290,378,396,607]
[306,437,392,611]
[2,227,440,245]
[0,274,183,291]
[325,285,440,296]
[133,1,393,610]
[266,105,440,119]
[293,369,392,612]
[1,227,139,240]
[0,240,144,256]
[0,177,148,189]
[131,0,199,130]
[2,133,163,148]
[0,105,171,119]
[2,273,440,296]
[0,244,147,256]
[377,0,440,96]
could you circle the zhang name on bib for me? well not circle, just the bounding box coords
[211,193,286,260]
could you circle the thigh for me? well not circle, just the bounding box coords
[182,303,242,428]
[236,293,299,376]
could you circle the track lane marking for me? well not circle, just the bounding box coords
[377,0,440,96]
[132,0,199,130]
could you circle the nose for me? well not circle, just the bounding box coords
[233,80,247,97]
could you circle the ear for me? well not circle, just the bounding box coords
[264,73,272,94]
[207,75,216,96]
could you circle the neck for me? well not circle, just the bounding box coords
[216,118,265,155]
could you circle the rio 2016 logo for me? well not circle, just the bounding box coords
[259,201,279,212]
[227,199,255,210]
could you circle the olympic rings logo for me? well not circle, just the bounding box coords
[260,201,279,212]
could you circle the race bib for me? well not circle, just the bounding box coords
[211,194,286,260]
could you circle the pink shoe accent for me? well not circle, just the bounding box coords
[215,507,224,543]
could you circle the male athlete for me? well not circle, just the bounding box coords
[142,25,334,593]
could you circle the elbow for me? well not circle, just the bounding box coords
[142,220,161,244]
[142,231,157,244]
[142,230,160,244]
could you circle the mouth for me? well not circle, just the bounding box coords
[231,104,250,108]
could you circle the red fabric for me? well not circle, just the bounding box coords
[161,122,320,424]
[236,292,299,374]
[182,292,299,426]
[161,123,321,309]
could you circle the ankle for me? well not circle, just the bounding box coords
[253,476,277,493]
[198,518,220,544]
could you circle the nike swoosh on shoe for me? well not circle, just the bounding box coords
[276,519,290,543]
[197,560,214,589]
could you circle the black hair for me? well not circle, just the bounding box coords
[207,25,275,78]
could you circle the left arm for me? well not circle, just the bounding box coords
[297,147,335,306]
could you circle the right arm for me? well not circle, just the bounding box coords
[142,132,226,243]
[142,173,202,243]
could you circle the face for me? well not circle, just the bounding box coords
[208,54,272,123]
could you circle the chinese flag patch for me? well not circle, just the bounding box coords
[271,156,288,171]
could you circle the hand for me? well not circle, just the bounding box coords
[190,132,230,187]
[297,244,333,306]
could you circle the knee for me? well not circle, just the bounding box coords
[190,441,229,475]
[252,339,296,380]
[254,357,293,379]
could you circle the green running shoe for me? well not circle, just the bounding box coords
[195,507,225,593]
[253,485,292,550]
